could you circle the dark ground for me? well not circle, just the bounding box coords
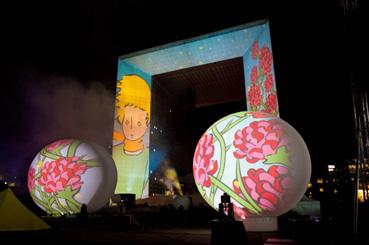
[1,206,369,245]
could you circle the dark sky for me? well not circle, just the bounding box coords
[0,1,367,181]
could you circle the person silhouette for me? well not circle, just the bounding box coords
[79,203,88,224]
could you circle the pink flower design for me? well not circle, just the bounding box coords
[251,112,270,119]
[248,84,262,108]
[28,167,36,192]
[265,93,277,114]
[193,134,218,187]
[250,66,258,84]
[259,45,272,74]
[252,42,259,59]
[233,120,287,163]
[47,139,73,151]
[232,203,248,219]
[264,74,274,92]
[233,166,292,211]
[38,157,88,194]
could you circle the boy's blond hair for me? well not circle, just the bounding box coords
[116,74,151,125]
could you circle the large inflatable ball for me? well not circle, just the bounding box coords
[193,111,311,220]
[27,139,117,214]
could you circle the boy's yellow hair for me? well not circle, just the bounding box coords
[116,74,151,124]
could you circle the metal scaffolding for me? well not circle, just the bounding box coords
[351,82,369,233]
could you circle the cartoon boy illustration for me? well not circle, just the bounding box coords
[112,74,151,198]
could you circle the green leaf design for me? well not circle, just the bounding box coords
[209,126,226,205]
[56,187,83,213]
[66,199,81,213]
[56,186,79,200]
[209,175,260,214]
[34,172,41,179]
[54,196,70,214]
[53,144,67,156]
[214,115,250,143]
[264,146,290,167]
[40,149,63,160]
[226,144,232,152]
[31,191,51,212]
[35,185,55,213]
[81,159,101,168]
[236,159,262,213]
[67,140,82,157]
[40,148,100,167]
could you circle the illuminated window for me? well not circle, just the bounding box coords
[334,189,338,194]
[307,182,312,188]
[319,188,324,192]
[358,189,364,203]
[317,179,323,184]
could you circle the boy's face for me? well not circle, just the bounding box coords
[122,105,148,141]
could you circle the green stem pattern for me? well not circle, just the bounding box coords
[213,113,249,143]
[54,196,69,214]
[40,149,62,160]
[65,198,81,213]
[236,159,262,213]
[67,141,81,157]
[83,160,101,167]
[36,185,53,213]
[198,186,207,200]
[40,148,100,166]
[209,175,259,214]
[209,126,227,205]
[31,192,51,211]
[214,112,245,128]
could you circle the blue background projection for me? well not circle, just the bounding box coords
[114,19,279,198]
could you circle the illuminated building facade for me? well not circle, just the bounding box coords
[113,20,279,199]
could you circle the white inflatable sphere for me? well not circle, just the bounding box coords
[27,139,117,214]
[193,111,311,219]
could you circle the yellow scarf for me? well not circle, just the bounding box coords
[113,131,144,153]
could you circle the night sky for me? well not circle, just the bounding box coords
[0,1,367,185]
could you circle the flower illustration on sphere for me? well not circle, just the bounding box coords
[233,166,292,211]
[232,202,248,219]
[47,139,73,151]
[248,84,262,108]
[264,74,274,92]
[250,66,258,84]
[266,93,277,113]
[193,133,218,187]
[259,45,272,74]
[38,156,88,194]
[252,41,259,59]
[251,112,270,119]
[27,167,36,192]
[233,120,287,163]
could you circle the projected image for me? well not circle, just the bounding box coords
[114,20,279,199]
[113,74,151,198]
[193,112,311,219]
[244,32,279,116]
[28,139,117,215]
